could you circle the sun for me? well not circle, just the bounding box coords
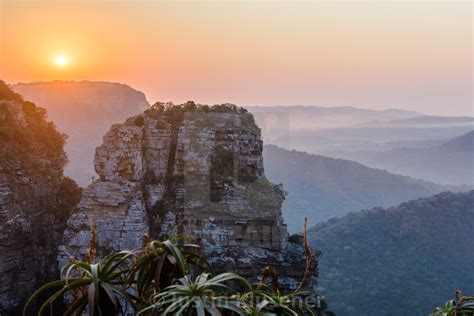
[55,55,69,67]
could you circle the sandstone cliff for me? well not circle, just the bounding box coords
[59,102,311,289]
[0,82,81,312]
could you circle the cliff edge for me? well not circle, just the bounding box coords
[0,82,81,312]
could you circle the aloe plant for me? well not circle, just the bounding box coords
[24,229,324,316]
[139,272,250,315]
[240,288,316,316]
[131,238,211,301]
[23,251,136,316]
[431,291,474,316]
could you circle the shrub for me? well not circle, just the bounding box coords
[164,105,184,124]
[183,101,197,112]
[288,234,304,245]
[155,120,167,130]
[238,166,258,183]
[21,101,37,115]
[0,81,23,102]
[52,176,82,221]
[211,103,239,113]
[431,290,474,316]
[134,116,145,127]
[141,272,249,315]
[210,146,234,179]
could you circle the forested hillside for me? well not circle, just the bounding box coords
[309,191,474,316]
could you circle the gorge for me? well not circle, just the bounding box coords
[0,89,314,313]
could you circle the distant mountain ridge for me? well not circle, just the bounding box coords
[361,115,474,127]
[309,190,474,316]
[13,81,149,123]
[326,130,474,185]
[248,106,473,155]
[263,145,466,232]
[12,81,149,186]
[248,105,422,130]
[249,105,421,117]
[438,130,474,151]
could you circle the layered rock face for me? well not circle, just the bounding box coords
[59,102,310,288]
[0,82,80,312]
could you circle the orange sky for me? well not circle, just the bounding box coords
[0,1,472,116]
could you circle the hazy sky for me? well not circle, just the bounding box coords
[0,1,472,116]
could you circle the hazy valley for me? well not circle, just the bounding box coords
[263,145,468,232]
[323,131,474,185]
[1,80,472,315]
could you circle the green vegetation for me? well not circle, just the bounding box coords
[0,83,80,216]
[134,115,145,127]
[431,291,474,316]
[238,166,258,182]
[288,234,304,246]
[239,289,316,316]
[0,81,67,171]
[0,80,23,102]
[141,272,249,315]
[309,191,474,316]
[147,101,249,118]
[24,233,327,316]
[211,146,235,179]
[210,146,234,202]
[155,120,167,130]
[53,176,83,220]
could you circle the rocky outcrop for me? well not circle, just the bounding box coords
[0,82,80,312]
[59,102,312,289]
[12,81,149,186]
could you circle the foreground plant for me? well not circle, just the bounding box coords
[431,290,474,316]
[238,289,314,316]
[139,272,250,315]
[24,220,323,315]
[23,251,136,316]
[131,237,210,303]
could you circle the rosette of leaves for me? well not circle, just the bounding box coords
[23,250,136,316]
[139,272,250,315]
[431,290,474,316]
[130,237,212,304]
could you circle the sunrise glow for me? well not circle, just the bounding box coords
[0,1,471,116]
[54,55,68,67]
